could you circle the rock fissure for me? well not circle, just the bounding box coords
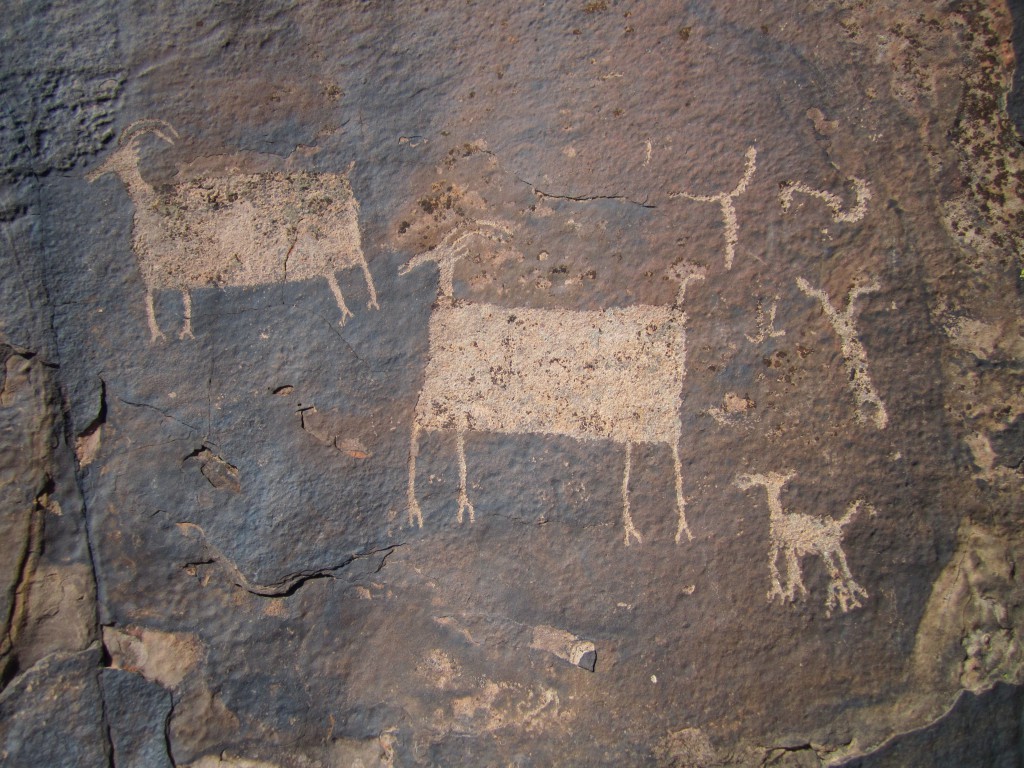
[116,396,201,434]
[97,676,117,768]
[477,147,656,208]
[524,183,656,209]
[179,522,402,597]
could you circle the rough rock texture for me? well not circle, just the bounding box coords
[1,1,1023,766]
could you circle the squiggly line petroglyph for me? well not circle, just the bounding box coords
[88,120,378,342]
[403,221,704,545]
[779,177,872,223]
[671,146,756,270]
[796,276,888,429]
[735,471,874,616]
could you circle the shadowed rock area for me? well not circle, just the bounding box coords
[1,1,1023,766]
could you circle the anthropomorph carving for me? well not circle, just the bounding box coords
[735,471,874,616]
[401,220,704,546]
[87,120,378,342]
[671,146,756,270]
[796,276,888,429]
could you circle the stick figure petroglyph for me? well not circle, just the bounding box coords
[671,146,756,270]
[402,220,704,546]
[779,177,872,223]
[734,471,874,616]
[796,276,888,429]
[88,120,378,342]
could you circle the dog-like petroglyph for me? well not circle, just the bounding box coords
[779,177,872,223]
[735,471,874,616]
[670,146,756,270]
[401,221,704,546]
[796,276,888,429]
[87,120,378,341]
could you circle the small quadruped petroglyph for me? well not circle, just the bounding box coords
[735,471,875,616]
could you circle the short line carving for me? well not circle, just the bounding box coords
[456,430,474,525]
[88,120,378,342]
[734,471,874,616]
[745,297,786,344]
[796,276,888,429]
[779,177,872,223]
[402,220,704,545]
[671,146,756,270]
[622,441,642,545]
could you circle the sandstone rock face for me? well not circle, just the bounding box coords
[1,1,1022,766]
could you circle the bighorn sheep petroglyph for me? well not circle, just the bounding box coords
[734,471,874,616]
[401,220,704,545]
[87,119,378,341]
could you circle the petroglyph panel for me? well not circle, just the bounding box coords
[19,1,1023,765]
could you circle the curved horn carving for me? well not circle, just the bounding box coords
[118,119,180,147]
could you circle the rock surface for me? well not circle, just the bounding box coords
[1,1,1023,766]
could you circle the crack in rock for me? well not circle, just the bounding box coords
[177,522,401,597]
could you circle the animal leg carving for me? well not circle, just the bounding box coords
[767,543,785,603]
[672,443,692,543]
[407,422,423,528]
[179,292,195,340]
[326,272,354,325]
[823,549,868,617]
[145,291,166,343]
[622,442,643,546]
[783,546,807,601]
[456,431,475,524]
[361,259,380,311]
